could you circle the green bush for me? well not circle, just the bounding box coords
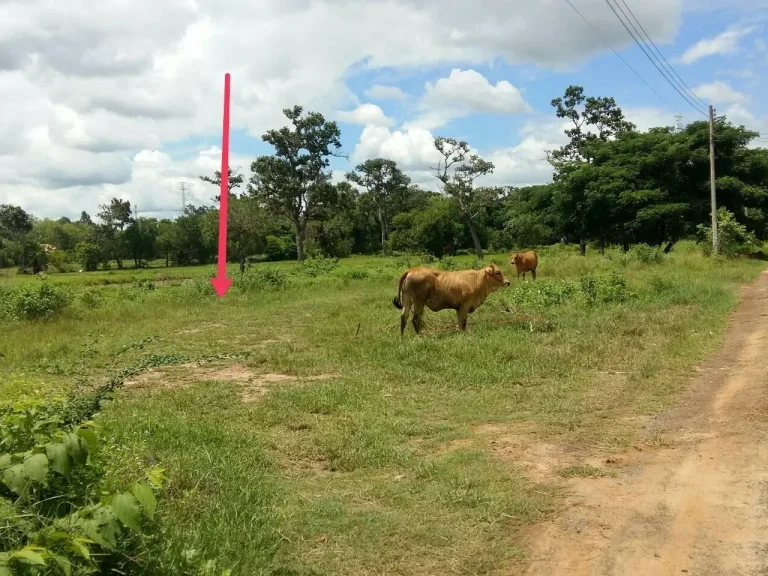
[697,207,760,257]
[0,396,164,575]
[264,236,296,262]
[628,243,664,264]
[0,392,232,576]
[234,268,288,291]
[437,256,458,270]
[295,255,339,277]
[0,281,72,321]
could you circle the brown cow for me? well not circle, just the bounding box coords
[509,250,538,280]
[392,263,510,335]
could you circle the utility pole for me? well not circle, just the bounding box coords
[674,114,683,133]
[709,105,718,254]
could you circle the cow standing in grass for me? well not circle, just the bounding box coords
[510,251,538,280]
[392,263,511,335]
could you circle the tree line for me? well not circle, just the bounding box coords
[2,84,767,274]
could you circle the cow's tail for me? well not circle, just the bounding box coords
[392,270,408,309]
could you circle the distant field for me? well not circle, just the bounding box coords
[1,244,765,575]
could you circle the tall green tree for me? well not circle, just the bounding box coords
[200,166,245,202]
[97,198,133,268]
[249,105,346,261]
[547,85,636,254]
[548,85,636,165]
[345,158,411,251]
[433,136,495,259]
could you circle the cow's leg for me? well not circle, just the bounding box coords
[456,307,469,331]
[412,302,425,334]
[532,268,537,280]
[400,293,412,336]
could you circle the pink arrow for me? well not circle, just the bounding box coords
[211,73,233,298]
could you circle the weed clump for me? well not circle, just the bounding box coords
[0,280,71,321]
[628,243,665,264]
[295,255,339,277]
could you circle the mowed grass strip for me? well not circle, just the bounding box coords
[1,246,764,575]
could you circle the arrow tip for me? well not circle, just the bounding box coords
[210,276,233,298]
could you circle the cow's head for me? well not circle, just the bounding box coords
[509,252,521,265]
[485,263,510,289]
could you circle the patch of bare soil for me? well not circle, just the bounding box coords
[173,322,224,335]
[504,269,768,576]
[123,362,338,402]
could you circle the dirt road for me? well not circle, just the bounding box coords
[518,269,768,576]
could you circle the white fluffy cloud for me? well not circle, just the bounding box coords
[0,0,683,217]
[336,104,394,127]
[693,81,750,104]
[405,68,530,130]
[675,25,758,64]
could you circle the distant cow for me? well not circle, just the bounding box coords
[392,263,510,335]
[510,250,538,280]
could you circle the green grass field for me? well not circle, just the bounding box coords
[1,244,765,575]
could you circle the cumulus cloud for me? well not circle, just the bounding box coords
[405,68,530,130]
[0,0,682,217]
[423,69,529,114]
[336,104,394,127]
[675,25,758,64]
[693,81,751,104]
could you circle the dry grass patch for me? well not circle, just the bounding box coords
[123,361,339,402]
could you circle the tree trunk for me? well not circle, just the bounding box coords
[579,238,586,256]
[599,238,605,255]
[165,254,169,267]
[378,206,386,252]
[468,218,483,260]
[295,220,306,262]
[239,255,246,274]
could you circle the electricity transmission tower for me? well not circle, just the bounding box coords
[178,182,187,215]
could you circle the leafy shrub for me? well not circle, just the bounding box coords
[629,243,664,264]
[295,255,339,277]
[697,207,760,257]
[579,271,630,304]
[0,397,166,576]
[177,276,217,299]
[264,236,296,262]
[75,288,104,309]
[507,279,578,308]
[234,268,287,291]
[437,256,458,270]
[46,249,69,273]
[506,271,630,309]
[0,281,72,321]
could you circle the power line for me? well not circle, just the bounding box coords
[561,0,678,113]
[604,0,708,117]
[613,0,709,111]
